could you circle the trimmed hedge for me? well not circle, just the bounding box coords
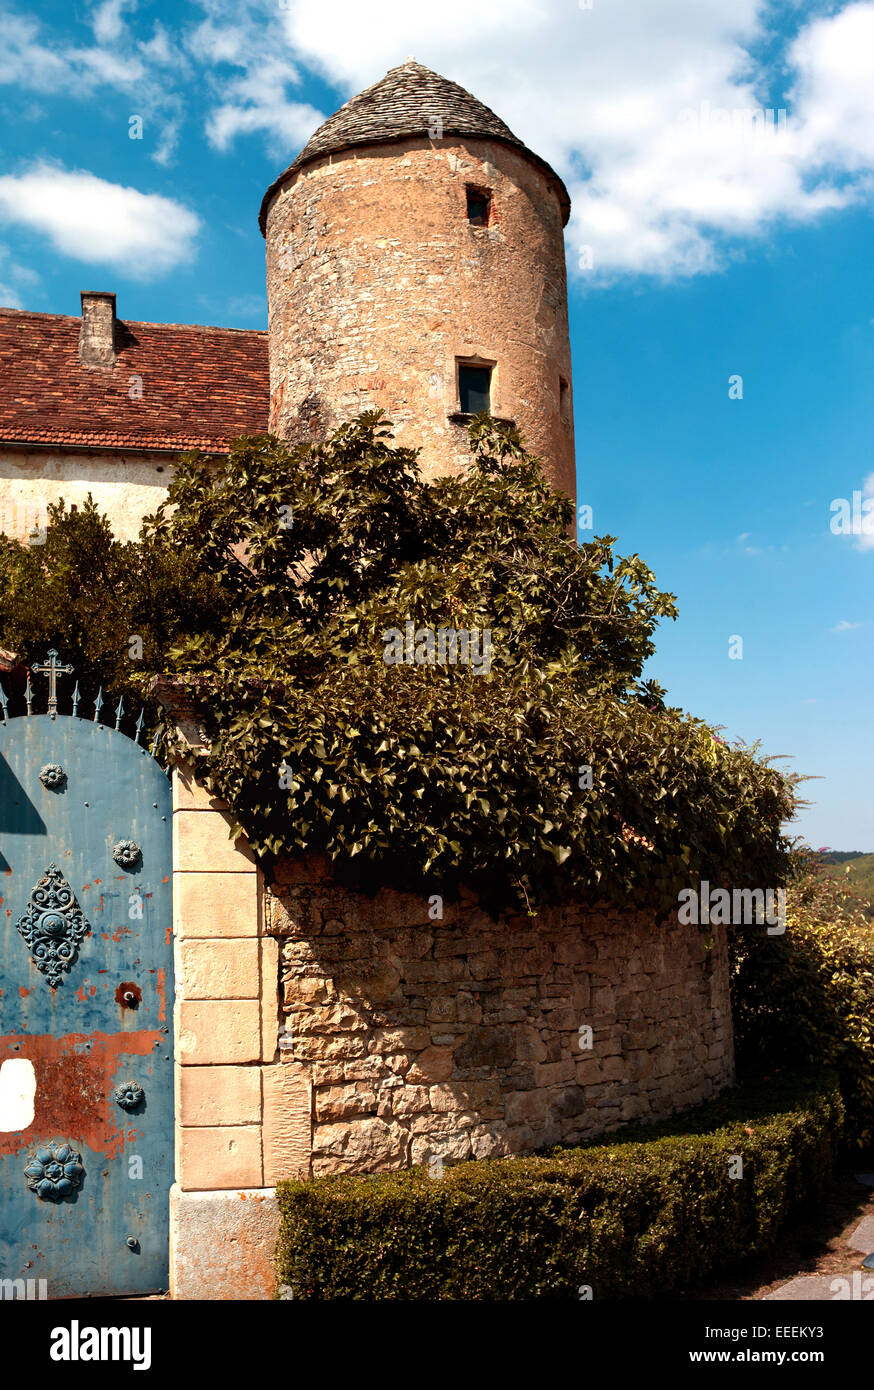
[275,1070,842,1300]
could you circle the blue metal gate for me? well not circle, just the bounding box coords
[0,655,173,1297]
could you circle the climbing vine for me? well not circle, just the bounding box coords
[146,413,796,912]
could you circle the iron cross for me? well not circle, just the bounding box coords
[32,649,74,717]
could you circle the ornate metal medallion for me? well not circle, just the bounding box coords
[15,863,92,988]
[39,763,67,790]
[24,1140,85,1200]
[114,1081,144,1110]
[112,839,142,869]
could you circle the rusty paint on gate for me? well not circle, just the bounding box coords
[0,699,174,1297]
[0,1031,162,1159]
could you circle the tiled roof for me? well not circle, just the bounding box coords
[0,309,269,453]
[259,59,571,232]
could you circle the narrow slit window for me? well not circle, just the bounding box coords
[458,364,492,415]
[466,187,491,226]
[559,376,570,423]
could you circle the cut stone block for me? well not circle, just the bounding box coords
[173,809,255,872]
[174,871,259,939]
[179,937,260,999]
[178,1065,262,1127]
[178,1125,262,1190]
[178,1000,261,1065]
[169,1185,279,1299]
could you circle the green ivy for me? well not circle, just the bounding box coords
[146,412,796,912]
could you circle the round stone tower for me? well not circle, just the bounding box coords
[260,60,575,499]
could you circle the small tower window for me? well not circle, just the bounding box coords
[458,363,492,414]
[466,186,491,227]
[559,376,570,424]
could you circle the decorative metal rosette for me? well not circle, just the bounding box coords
[114,1081,144,1111]
[24,1140,85,1200]
[112,839,142,869]
[15,863,91,988]
[39,763,67,790]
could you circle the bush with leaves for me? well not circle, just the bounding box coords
[147,412,795,912]
[0,496,226,723]
[275,1068,842,1300]
[731,847,874,1147]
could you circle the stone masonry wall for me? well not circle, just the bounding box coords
[265,135,575,499]
[268,856,735,1175]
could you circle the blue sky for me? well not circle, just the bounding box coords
[0,0,871,847]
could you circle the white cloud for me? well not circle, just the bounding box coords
[186,13,325,157]
[789,3,874,172]
[0,164,200,276]
[0,6,186,165]
[202,55,323,155]
[0,12,77,91]
[832,619,862,631]
[66,45,145,85]
[90,0,137,46]
[2,0,874,281]
[272,0,874,281]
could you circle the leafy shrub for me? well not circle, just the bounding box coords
[0,419,796,915]
[275,1070,842,1300]
[0,496,225,723]
[731,849,874,1147]
[149,414,796,913]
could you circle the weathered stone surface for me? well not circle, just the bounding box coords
[270,859,735,1175]
[178,937,259,1000]
[265,132,575,498]
[178,1125,262,1190]
[177,1000,261,1065]
[170,1185,279,1300]
[410,1129,473,1166]
[454,1027,515,1070]
[178,1064,262,1128]
[262,1062,311,1183]
[406,1045,454,1084]
[261,935,280,1062]
[173,809,255,872]
[315,1083,379,1121]
[174,871,259,940]
[172,766,229,813]
[313,1117,408,1174]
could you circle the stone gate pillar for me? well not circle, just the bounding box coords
[156,683,310,1300]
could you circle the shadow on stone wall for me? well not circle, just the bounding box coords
[266,854,735,1176]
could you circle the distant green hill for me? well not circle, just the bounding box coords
[820,852,874,916]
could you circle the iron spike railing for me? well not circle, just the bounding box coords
[0,652,163,766]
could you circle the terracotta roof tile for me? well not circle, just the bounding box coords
[0,309,269,453]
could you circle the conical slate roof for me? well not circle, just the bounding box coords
[259,60,570,232]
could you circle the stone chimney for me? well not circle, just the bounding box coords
[78,291,117,367]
